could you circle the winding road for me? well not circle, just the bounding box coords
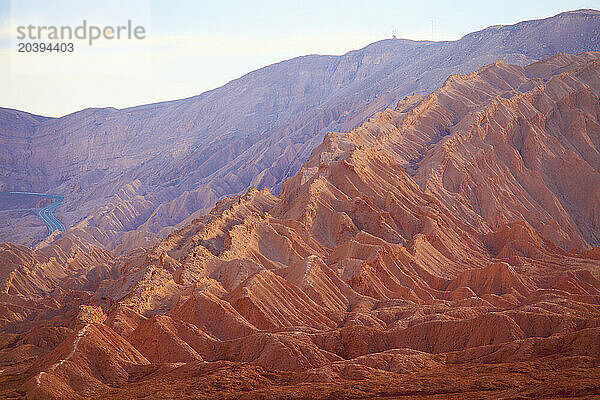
[0,192,65,236]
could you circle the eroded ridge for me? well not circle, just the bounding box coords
[1,51,600,399]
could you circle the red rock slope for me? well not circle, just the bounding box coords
[2,52,600,399]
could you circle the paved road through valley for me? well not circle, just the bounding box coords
[0,192,65,235]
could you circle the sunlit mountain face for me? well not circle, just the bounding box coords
[2,9,599,254]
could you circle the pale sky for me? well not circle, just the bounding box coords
[0,0,598,117]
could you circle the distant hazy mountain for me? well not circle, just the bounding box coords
[1,9,599,250]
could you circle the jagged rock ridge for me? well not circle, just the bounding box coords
[1,52,599,399]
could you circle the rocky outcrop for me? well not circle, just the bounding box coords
[1,44,600,400]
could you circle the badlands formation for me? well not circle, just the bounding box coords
[1,10,599,253]
[0,52,599,399]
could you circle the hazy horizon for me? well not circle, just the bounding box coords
[1,0,598,117]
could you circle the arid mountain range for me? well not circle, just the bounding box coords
[1,9,600,254]
[0,39,599,400]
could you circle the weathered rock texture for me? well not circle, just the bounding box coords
[1,51,599,399]
[1,9,599,252]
